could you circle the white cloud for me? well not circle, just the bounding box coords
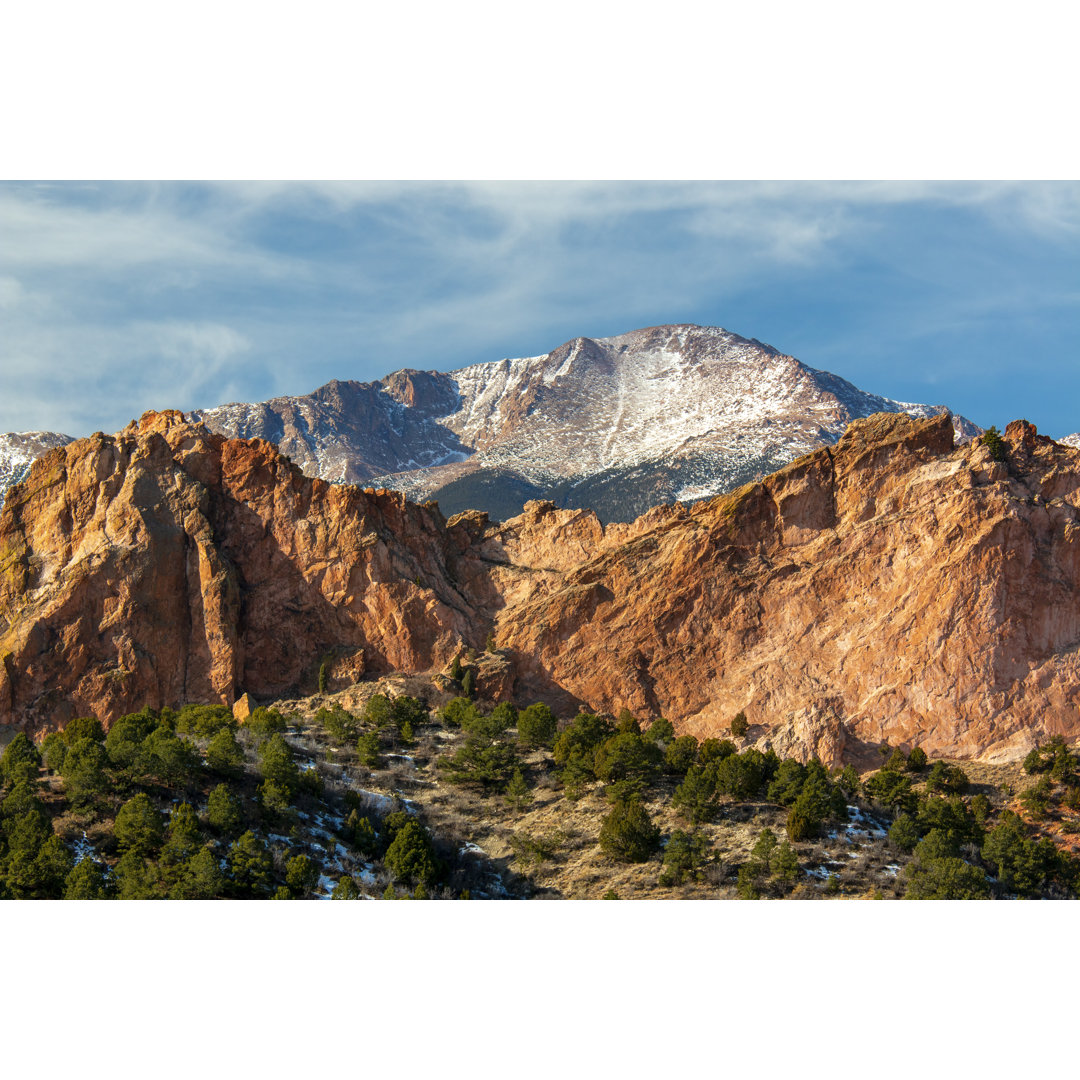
[0,276,25,310]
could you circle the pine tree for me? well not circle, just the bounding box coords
[504,768,534,812]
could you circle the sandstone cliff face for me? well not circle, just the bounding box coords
[3,409,1080,766]
[495,414,1080,765]
[0,411,493,733]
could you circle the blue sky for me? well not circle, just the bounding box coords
[1,180,1078,438]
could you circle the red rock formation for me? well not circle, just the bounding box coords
[4,409,1080,766]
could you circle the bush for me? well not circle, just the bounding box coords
[384,820,438,886]
[906,746,928,772]
[713,750,770,801]
[593,732,662,793]
[553,712,615,766]
[659,829,709,886]
[673,765,718,826]
[904,856,990,900]
[517,703,557,748]
[439,696,480,728]
[1020,776,1052,820]
[888,814,920,853]
[644,718,675,746]
[243,707,288,744]
[730,712,749,738]
[285,854,320,897]
[207,728,244,774]
[175,704,235,739]
[885,748,908,773]
[438,738,518,792]
[489,701,518,733]
[981,425,1007,463]
[333,876,360,899]
[356,732,380,768]
[509,829,566,869]
[698,739,736,766]
[925,762,970,796]
[317,705,358,744]
[503,768,533,812]
[598,799,661,863]
[969,793,991,824]
[258,734,299,795]
[664,736,699,776]
[864,768,917,814]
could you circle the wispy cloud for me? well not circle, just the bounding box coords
[1,181,1078,438]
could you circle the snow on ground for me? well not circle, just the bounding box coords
[71,831,96,865]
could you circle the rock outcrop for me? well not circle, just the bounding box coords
[4,409,1080,767]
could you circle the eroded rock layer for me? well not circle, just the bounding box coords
[3,409,1080,766]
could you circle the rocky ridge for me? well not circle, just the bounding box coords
[3,409,1080,767]
[0,432,74,500]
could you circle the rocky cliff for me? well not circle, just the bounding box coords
[3,409,1080,766]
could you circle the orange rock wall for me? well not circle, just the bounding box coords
[4,409,1080,765]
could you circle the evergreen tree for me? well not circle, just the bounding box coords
[1,732,41,785]
[114,793,165,857]
[333,876,361,899]
[461,668,476,699]
[258,733,299,795]
[285,854,320,897]
[672,765,717,826]
[65,857,111,899]
[768,840,799,887]
[906,746,928,772]
[227,831,274,896]
[170,846,226,900]
[206,783,243,835]
[888,813,920,853]
[384,820,438,886]
[659,829,709,886]
[207,728,244,774]
[504,768,534,812]
[698,738,737,766]
[598,799,661,863]
[356,732,381,768]
[516,703,557,748]
[62,716,105,745]
[664,735,699,776]
[60,737,110,808]
[981,426,1007,463]
[730,712,749,738]
[161,803,201,865]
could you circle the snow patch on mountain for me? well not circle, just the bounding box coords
[0,431,74,505]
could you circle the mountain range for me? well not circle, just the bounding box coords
[2,324,984,522]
